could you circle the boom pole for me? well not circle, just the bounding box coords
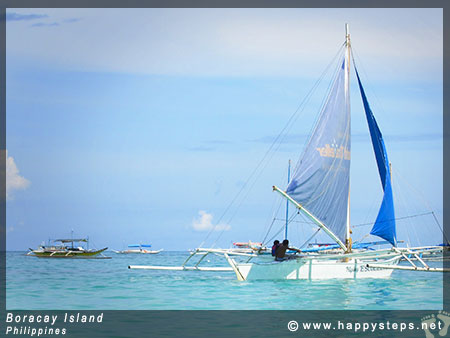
[273,185,347,251]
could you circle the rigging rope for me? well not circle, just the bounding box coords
[262,207,301,245]
[263,224,288,246]
[206,43,347,248]
[351,211,435,228]
[392,168,447,244]
[299,228,321,249]
[259,194,285,243]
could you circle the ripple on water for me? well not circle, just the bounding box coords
[6,252,444,310]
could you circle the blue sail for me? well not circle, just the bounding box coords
[355,68,397,246]
[286,58,350,244]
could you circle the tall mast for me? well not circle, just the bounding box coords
[344,23,352,252]
[285,159,291,239]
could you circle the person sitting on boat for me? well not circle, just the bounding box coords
[271,240,280,256]
[275,239,301,261]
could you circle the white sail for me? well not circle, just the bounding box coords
[286,56,351,245]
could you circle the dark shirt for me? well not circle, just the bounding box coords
[275,244,300,259]
[271,244,279,256]
[275,244,289,259]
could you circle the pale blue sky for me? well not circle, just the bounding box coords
[6,8,443,250]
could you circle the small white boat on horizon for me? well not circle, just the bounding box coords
[114,244,163,254]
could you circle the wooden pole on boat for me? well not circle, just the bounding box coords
[366,264,450,272]
[344,23,352,253]
[285,159,291,240]
[272,185,347,251]
[224,253,245,281]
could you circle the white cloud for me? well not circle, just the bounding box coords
[6,150,30,199]
[192,210,231,232]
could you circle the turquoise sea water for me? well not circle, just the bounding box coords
[6,251,444,310]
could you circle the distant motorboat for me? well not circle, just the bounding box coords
[114,244,163,254]
[232,241,270,254]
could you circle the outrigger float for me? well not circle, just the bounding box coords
[129,246,448,281]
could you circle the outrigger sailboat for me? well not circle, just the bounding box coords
[129,25,447,280]
[28,237,108,258]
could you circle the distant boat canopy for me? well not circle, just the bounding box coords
[286,58,351,245]
[355,68,397,246]
[54,238,88,243]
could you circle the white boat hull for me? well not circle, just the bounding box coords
[234,256,400,280]
[127,247,446,279]
[115,249,163,254]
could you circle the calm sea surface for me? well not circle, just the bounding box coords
[6,251,444,310]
